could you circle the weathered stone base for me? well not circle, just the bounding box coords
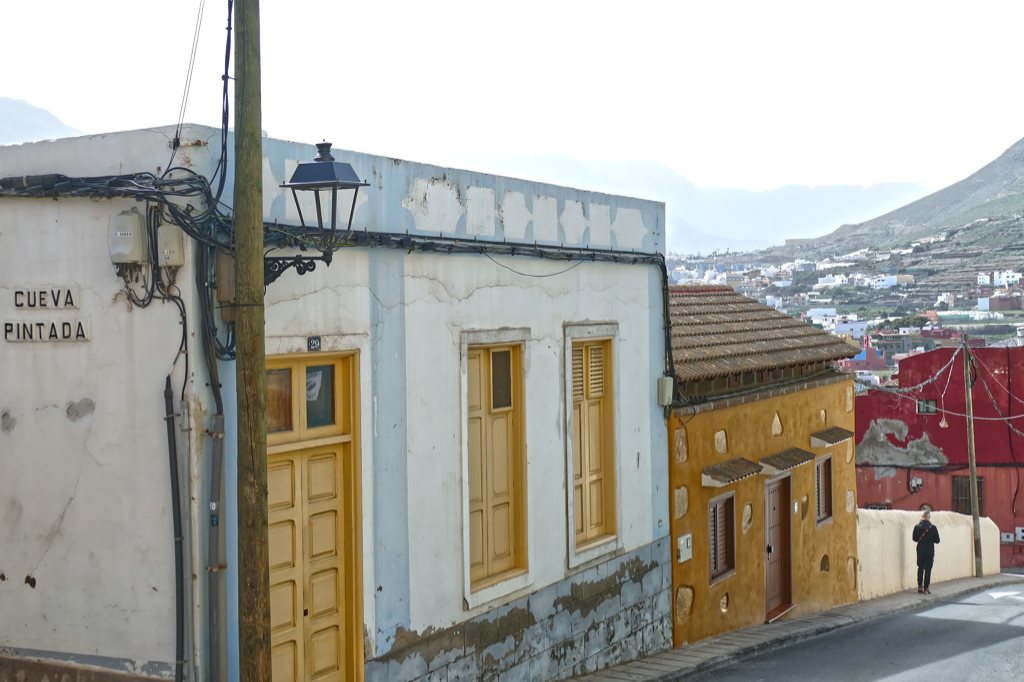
[0,654,168,682]
[366,538,672,682]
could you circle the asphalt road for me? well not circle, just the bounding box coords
[696,587,1024,682]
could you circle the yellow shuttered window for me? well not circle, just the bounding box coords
[467,344,527,590]
[571,339,616,549]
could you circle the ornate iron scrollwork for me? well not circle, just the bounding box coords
[264,255,328,285]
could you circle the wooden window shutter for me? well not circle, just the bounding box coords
[572,347,584,403]
[588,345,604,399]
[715,502,727,572]
[816,461,823,520]
[709,503,718,575]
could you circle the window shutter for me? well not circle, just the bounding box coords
[572,347,584,402]
[588,345,604,399]
[716,502,727,572]
[824,460,832,517]
[709,503,717,575]
[816,461,823,520]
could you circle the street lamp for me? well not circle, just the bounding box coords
[265,141,370,284]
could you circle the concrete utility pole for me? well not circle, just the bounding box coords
[233,0,270,678]
[963,338,984,577]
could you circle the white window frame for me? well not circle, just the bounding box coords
[564,322,622,569]
[459,328,534,610]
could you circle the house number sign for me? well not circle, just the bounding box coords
[5,286,91,342]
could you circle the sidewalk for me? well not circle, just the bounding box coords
[575,573,1024,682]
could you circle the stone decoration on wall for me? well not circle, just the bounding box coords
[674,487,689,519]
[847,490,856,513]
[800,495,809,520]
[741,503,753,533]
[771,412,783,436]
[847,386,854,412]
[719,594,729,612]
[847,440,854,464]
[675,586,694,623]
[714,430,728,454]
[675,427,688,463]
[820,409,827,424]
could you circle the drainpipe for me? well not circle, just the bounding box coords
[164,377,186,682]
[207,414,226,682]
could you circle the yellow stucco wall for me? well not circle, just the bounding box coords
[668,377,858,647]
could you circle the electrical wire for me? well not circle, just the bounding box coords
[483,252,583,277]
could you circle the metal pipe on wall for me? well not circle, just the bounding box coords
[208,414,226,682]
[164,377,187,682]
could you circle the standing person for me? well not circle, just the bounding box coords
[913,510,941,594]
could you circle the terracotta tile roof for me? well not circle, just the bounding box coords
[669,286,858,382]
[702,457,764,487]
[810,426,855,447]
[759,448,815,476]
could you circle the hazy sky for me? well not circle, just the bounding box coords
[7,1,1024,192]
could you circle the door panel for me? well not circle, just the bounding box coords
[765,478,791,614]
[270,444,352,682]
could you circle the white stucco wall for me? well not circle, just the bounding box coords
[857,509,1000,601]
[0,130,204,673]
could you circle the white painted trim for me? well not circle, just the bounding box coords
[563,323,623,569]
[459,328,535,610]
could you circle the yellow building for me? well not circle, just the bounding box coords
[666,286,859,646]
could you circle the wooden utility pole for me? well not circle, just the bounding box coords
[963,338,984,577]
[233,0,270,678]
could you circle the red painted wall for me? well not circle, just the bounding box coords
[855,347,1024,566]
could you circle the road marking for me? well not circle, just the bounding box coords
[989,591,1023,599]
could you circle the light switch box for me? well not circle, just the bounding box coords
[677,533,692,563]
[1016,527,1024,542]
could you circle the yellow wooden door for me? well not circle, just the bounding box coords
[269,443,355,682]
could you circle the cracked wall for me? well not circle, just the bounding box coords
[364,540,672,682]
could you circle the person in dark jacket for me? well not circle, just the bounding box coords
[913,510,941,594]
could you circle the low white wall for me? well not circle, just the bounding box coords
[857,509,1000,601]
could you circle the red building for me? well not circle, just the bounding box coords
[855,346,1024,567]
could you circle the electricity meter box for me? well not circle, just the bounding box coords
[157,223,185,267]
[677,533,692,563]
[109,208,149,264]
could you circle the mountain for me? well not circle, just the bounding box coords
[756,135,1024,286]
[0,98,83,145]
[458,154,928,254]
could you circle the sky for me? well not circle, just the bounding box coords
[6,1,1024,193]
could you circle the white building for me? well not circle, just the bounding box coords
[978,270,1023,287]
[0,126,673,682]
[936,293,954,307]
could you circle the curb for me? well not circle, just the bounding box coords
[584,574,1024,682]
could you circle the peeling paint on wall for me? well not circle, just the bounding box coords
[856,419,948,479]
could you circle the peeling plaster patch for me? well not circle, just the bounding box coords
[714,430,727,454]
[800,496,809,520]
[846,387,854,412]
[588,204,612,246]
[466,186,496,236]
[847,557,857,589]
[771,412,783,436]
[673,487,688,518]
[742,503,753,533]
[846,490,856,513]
[1,408,15,433]
[856,419,948,479]
[820,409,827,424]
[402,178,465,234]
[498,191,531,240]
[719,593,729,612]
[24,575,36,588]
[559,200,586,243]
[675,586,694,623]
[609,207,646,249]
[66,398,95,422]
[847,440,854,464]
[820,555,830,572]
[674,427,688,463]
[531,195,558,241]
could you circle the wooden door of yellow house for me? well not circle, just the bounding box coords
[266,353,362,682]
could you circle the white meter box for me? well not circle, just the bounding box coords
[677,533,692,563]
[157,224,184,267]
[109,208,148,264]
